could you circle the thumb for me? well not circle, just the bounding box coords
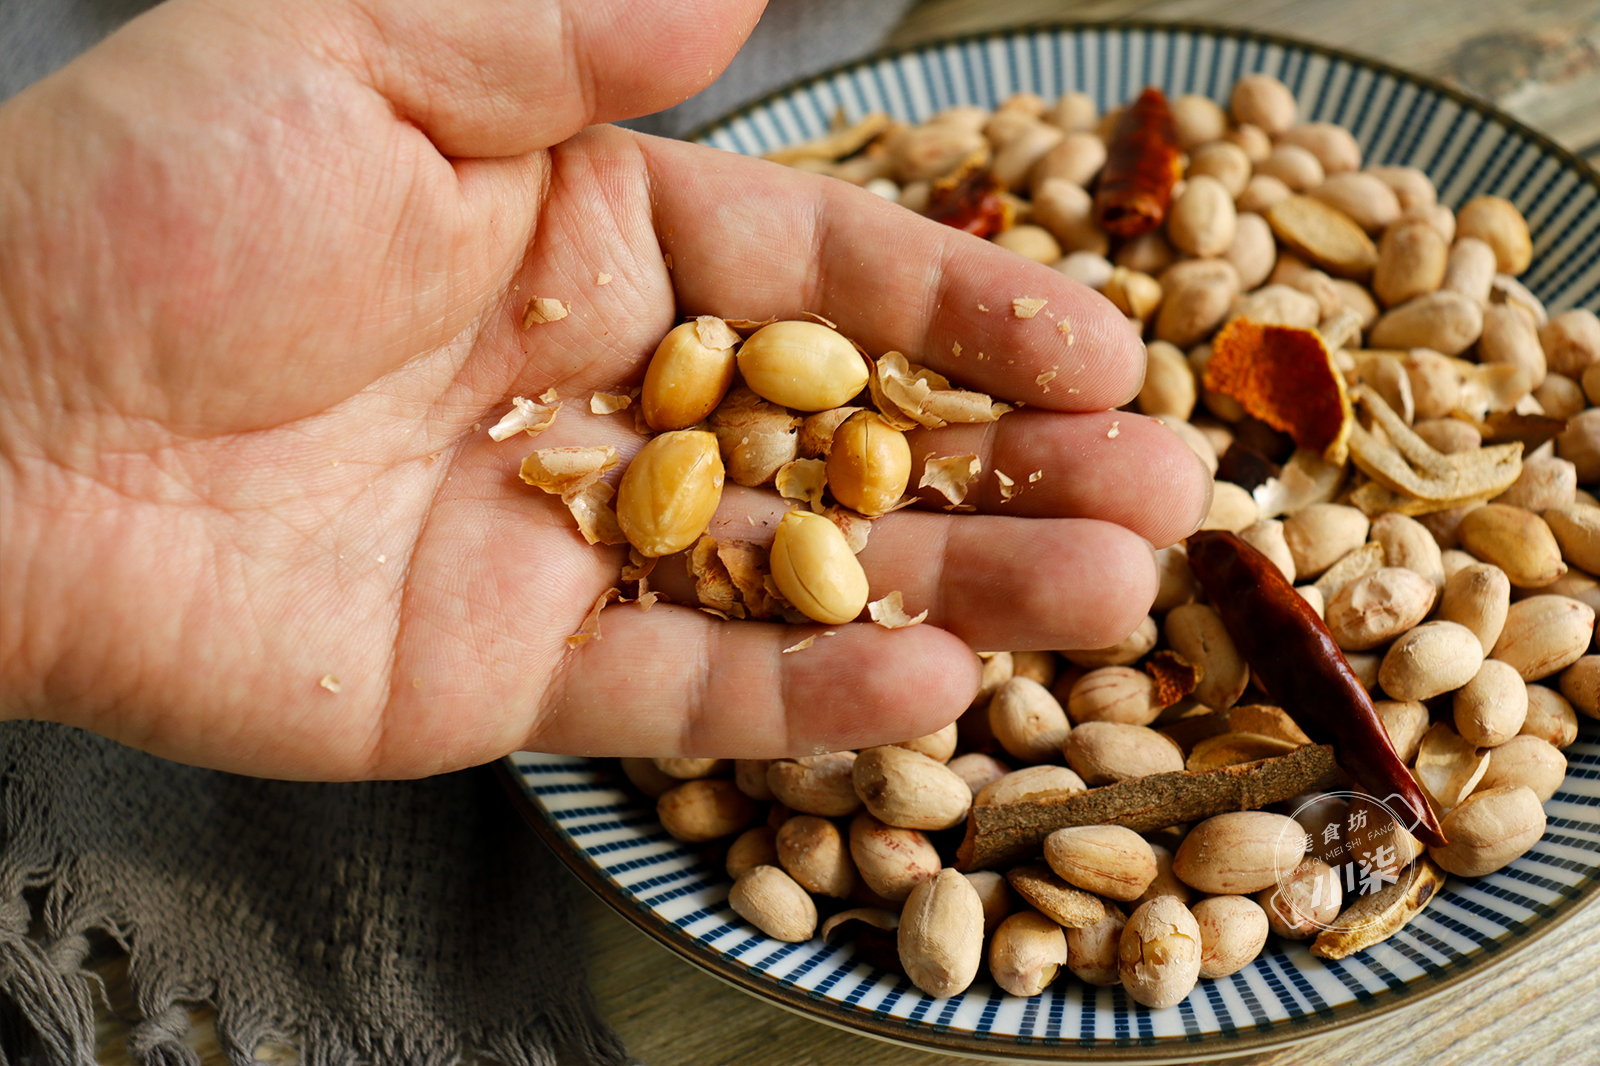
[273,0,768,157]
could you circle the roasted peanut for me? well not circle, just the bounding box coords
[1456,196,1533,275]
[1118,897,1203,1009]
[730,865,818,942]
[989,911,1068,997]
[1164,603,1249,709]
[849,811,940,901]
[1492,596,1597,681]
[657,779,758,843]
[899,869,985,997]
[1173,811,1308,894]
[1193,895,1269,978]
[1065,722,1185,785]
[988,677,1073,764]
[767,752,862,817]
[1429,785,1546,877]
[975,765,1087,806]
[1044,825,1159,901]
[1477,735,1566,802]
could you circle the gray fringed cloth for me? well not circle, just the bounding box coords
[0,0,917,1062]
[0,721,633,1066]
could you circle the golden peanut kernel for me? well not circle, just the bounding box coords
[737,321,871,411]
[615,430,725,558]
[826,411,912,516]
[770,510,871,624]
[642,320,739,431]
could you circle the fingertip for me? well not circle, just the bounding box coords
[779,624,979,750]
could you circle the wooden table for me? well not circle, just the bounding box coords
[93,0,1600,1062]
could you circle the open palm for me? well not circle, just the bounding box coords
[0,0,1211,779]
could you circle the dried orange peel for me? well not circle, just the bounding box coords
[1204,319,1353,465]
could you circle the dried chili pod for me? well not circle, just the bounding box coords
[1093,87,1183,238]
[1186,530,1448,848]
[926,156,1012,238]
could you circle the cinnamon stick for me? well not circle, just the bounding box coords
[954,744,1341,871]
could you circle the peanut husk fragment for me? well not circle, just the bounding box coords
[1158,704,1313,754]
[718,539,782,620]
[567,588,622,648]
[919,454,982,506]
[867,591,927,629]
[956,744,1340,870]
[820,906,905,975]
[762,111,894,166]
[1004,864,1107,928]
[689,536,741,618]
[489,396,560,441]
[1309,856,1446,960]
[1347,385,1522,508]
[1185,732,1300,772]
[519,446,628,546]
[775,458,828,513]
[871,352,1009,430]
[1466,410,1568,450]
[1144,650,1202,709]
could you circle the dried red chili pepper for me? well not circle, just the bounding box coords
[1093,87,1183,238]
[925,158,1011,238]
[1186,530,1448,848]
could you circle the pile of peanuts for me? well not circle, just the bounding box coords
[603,73,1600,1009]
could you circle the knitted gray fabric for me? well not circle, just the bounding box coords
[0,721,632,1066]
[0,0,916,1062]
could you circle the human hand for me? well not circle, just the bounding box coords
[0,0,1211,779]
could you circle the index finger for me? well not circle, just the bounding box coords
[638,134,1144,412]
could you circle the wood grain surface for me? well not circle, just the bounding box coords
[92,0,1600,1062]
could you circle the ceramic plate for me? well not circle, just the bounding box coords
[503,21,1600,1062]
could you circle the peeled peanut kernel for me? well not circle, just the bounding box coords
[1453,659,1529,747]
[1066,722,1185,785]
[730,865,818,943]
[1370,512,1445,592]
[976,765,1087,806]
[1544,504,1600,576]
[1494,456,1576,513]
[657,779,758,843]
[767,752,861,817]
[1308,172,1399,233]
[642,321,739,430]
[1118,897,1203,1009]
[1369,291,1484,356]
[1224,212,1278,291]
[1560,656,1600,719]
[1062,615,1159,669]
[1194,895,1269,978]
[726,826,779,880]
[770,510,870,624]
[1522,684,1579,747]
[1376,700,1430,763]
[1105,266,1164,320]
[1167,175,1237,257]
[1441,237,1498,305]
[1137,340,1196,418]
[825,410,911,516]
[1284,504,1370,578]
[1067,906,1127,986]
[1187,141,1251,197]
[1541,309,1600,377]
[1067,667,1159,726]
[736,320,869,411]
[947,752,1011,798]
[615,430,725,558]
[895,722,959,763]
[849,811,940,901]
[1257,144,1324,192]
[1257,858,1341,939]
[776,815,856,898]
[1324,567,1436,651]
[1373,220,1448,308]
[1164,604,1249,709]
